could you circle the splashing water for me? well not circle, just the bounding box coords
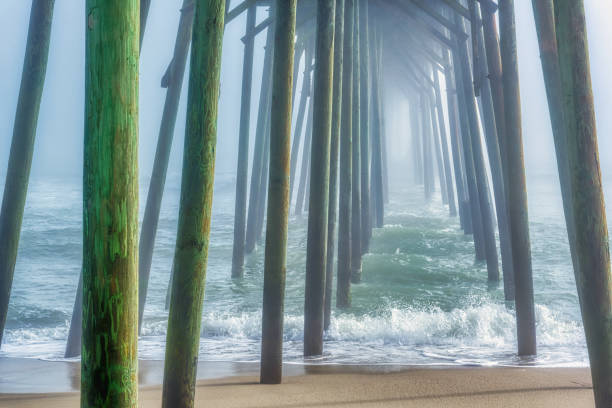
[1,173,589,367]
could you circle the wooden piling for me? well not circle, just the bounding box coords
[304,0,336,358]
[454,22,499,281]
[443,52,472,233]
[161,0,225,405]
[359,0,371,253]
[471,0,515,300]
[66,0,159,355]
[553,1,612,404]
[324,0,345,331]
[499,0,536,356]
[450,44,486,261]
[81,0,139,405]
[231,4,257,279]
[290,43,313,203]
[260,0,297,384]
[369,21,384,228]
[245,21,274,254]
[428,88,449,205]
[0,0,55,348]
[421,94,434,202]
[295,98,314,216]
[138,0,196,330]
[433,69,457,217]
[336,0,354,309]
[350,0,362,284]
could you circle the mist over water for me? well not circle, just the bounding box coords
[0,171,588,367]
[4,0,612,371]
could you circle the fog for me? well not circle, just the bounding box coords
[1,1,612,188]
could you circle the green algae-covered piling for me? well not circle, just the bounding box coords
[553,1,612,404]
[260,0,297,384]
[138,0,196,333]
[324,0,345,331]
[336,0,354,309]
[350,0,362,284]
[0,0,55,347]
[245,19,274,254]
[499,0,536,356]
[231,4,257,279]
[161,0,225,405]
[359,0,371,253]
[67,0,156,355]
[81,0,139,406]
[304,0,336,358]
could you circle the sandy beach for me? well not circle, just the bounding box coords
[0,359,594,407]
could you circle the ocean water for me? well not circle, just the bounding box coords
[0,172,589,367]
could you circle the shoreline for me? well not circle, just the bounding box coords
[0,362,594,407]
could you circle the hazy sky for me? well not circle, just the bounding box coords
[1,1,612,186]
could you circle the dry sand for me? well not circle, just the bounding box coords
[0,362,595,407]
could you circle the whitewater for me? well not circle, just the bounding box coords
[0,172,589,367]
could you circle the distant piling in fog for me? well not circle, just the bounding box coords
[0,0,55,348]
[499,0,536,356]
[350,0,362,284]
[336,0,354,309]
[231,3,257,279]
[324,0,345,331]
[304,0,336,358]
[260,0,296,385]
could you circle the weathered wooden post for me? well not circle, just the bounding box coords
[410,97,424,187]
[420,93,434,201]
[454,22,499,281]
[161,0,225,405]
[66,0,162,355]
[245,21,275,254]
[0,0,55,347]
[499,0,536,356]
[295,98,314,216]
[428,88,449,205]
[255,114,271,242]
[304,0,336,357]
[260,0,297,384]
[530,0,576,267]
[336,0,354,308]
[451,45,486,260]
[552,1,612,404]
[470,0,515,300]
[231,4,257,279]
[359,0,371,253]
[82,0,139,406]
[350,0,362,284]
[324,0,345,331]
[290,43,313,203]
[370,21,384,228]
[433,69,457,216]
[444,52,471,233]
[138,0,196,325]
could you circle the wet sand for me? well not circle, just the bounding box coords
[0,359,594,407]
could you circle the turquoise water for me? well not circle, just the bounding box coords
[0,173,588,367]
